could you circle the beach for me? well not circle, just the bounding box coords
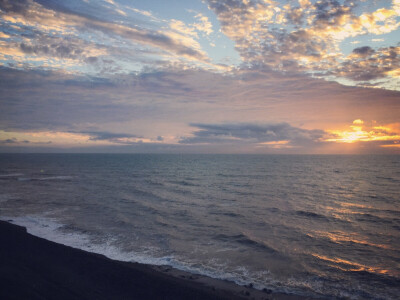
[0,220,311,300]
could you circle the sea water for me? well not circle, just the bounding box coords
[0,154,399,299]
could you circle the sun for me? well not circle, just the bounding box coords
[325,120,400,146]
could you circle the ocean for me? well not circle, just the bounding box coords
[0,154,399,299]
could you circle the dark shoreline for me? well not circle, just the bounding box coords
[0,220,315,300]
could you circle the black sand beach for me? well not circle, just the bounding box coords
[0,220,310,300]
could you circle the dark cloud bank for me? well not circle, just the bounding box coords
[181,123,325,146]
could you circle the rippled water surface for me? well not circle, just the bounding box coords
[1,154,399,299]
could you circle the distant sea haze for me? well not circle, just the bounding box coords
[1,154,399,299]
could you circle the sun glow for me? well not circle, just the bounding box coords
[325,120,400,147]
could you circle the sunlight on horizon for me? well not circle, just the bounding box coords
[326,120,400,147]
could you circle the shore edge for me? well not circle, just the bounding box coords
[0,220,314,300]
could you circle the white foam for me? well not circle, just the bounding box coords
[0,215,315,297]
[1,215,182,267]
[0,215,272,289]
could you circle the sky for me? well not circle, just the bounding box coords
[0,0,399,154]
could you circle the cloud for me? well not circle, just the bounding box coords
[206,0,400,89]
[2,0,398,89]
[336,46,400,81]
[91,21,209,62]
[0,137,30,144]
[166,12,214,59]
[0,31,10,39]
[325,119,400,148]
[80,131,157,144]
[0,0,211,73]
[125,7,155,19]
[352,46,375,56]
[169,19,198,37]
[0,0,29,15]
[0,137,18,144]
[193,13,213,35]
[85,131,138,141]
[313,0,352,27]
[0,129,153,147]
[0,1,399,154]
[1,65,399,153]
[0,67,137,131]
[17,34,108,61]
[207,0,352,68]
[180,123,325,148]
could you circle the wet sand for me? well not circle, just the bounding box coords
[0,220,314,300]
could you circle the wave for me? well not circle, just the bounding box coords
[326,204,400,225]
[144,179,165,187]
[295,210,329,220]
[16,176,74,181]
[2,215,398,299]
[168,180,199,187]
[0,215,177,266]
[354,212,396,224]
[214,233,278,254]
[0,215,285,295]
[209,210,243,218]
[40,176,74,181]
[311,253,398,277]
[376,176,399,183]
[0,194,17,203]
[307,230,394,250]
[0,173,24,178]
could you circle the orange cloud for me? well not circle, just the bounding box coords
[257,140,293,149]
[325,120,400,147]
